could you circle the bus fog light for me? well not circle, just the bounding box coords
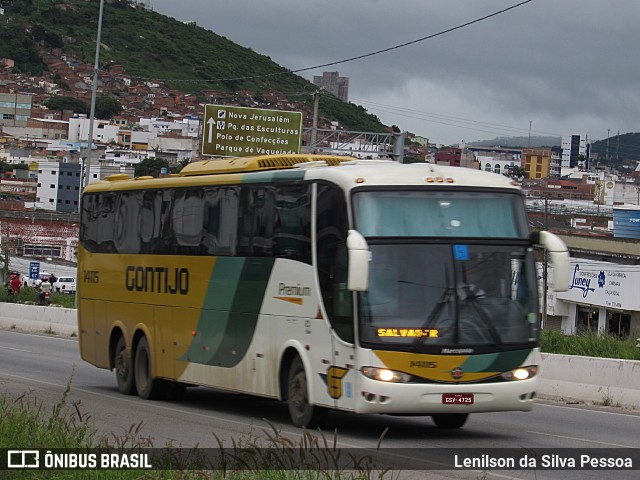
[501,366,538,381]
[361,367,410,383]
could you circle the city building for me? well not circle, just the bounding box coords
[478,152,519,176]
[0,93,32,128]
[312,71,349,102]
[545,235,640,337]
[561,134,589,170]
[549,146,562,178]
[522,148,551,179]
[35,160,81,213]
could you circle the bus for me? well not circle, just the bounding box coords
[78,154,570,429]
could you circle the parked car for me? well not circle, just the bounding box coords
[52,276,76,294]
[22,272,52,288]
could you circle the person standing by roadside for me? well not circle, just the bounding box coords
[10,274,21,295]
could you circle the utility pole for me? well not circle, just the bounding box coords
[84,0,105,187]
[542,193,549,329]
[606,128,610,164]
[310,89,323,154]
[528,120,532,148]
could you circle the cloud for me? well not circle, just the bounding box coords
[150,0,640,146]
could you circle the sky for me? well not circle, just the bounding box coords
[148,0,640,147]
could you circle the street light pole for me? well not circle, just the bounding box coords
[84,0,105,187]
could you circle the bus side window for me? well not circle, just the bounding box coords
[203,187,238,256]
[139,190,163,254]
[316,183,353,343]
[238,186,276,257]
[172,189,204,254]
[273,184,311,264]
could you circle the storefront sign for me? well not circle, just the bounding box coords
[556,259,640,311]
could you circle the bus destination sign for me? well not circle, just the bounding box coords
[202,105,302,157]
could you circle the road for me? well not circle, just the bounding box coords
[1,329,639,479]
[6,255,77,280]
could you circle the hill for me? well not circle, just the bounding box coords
[589,132,640,166]
[0,0,388,133]
[469,136,561,148]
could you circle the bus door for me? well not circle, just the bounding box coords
[315,182,357,412]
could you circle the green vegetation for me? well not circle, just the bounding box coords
[133,157,190,177]
[0,383,393,479]
[0,285,75,309]
[44,96,90,116]
[590,132,640,165]
[540,329,640,361]
[0,0,387,132]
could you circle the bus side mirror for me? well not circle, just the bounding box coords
[347,230,369,291]
[535,231,570,292]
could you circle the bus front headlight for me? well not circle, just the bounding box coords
[361,367,411,383]
[501,366,538,381]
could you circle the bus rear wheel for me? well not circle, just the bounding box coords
[286,356,326,428]
[134,336,164,400]
[431,413,469,429]
[114,336,136,395]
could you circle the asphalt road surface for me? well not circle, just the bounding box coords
[1,329,639,479]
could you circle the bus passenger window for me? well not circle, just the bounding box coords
[172,189,204,254]
[114,192,141,254]
[238,187,276,257]
[202,187,238,256]
[272,185,311,264]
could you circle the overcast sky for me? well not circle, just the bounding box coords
[149,0,640,146]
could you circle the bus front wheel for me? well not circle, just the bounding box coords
[114,336,136,396]
[286,356,326,428]
[134,336,164,400]
[431,413,469,429]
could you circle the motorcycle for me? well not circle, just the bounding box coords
[37,290,52,306]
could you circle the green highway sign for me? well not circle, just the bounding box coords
[201,105,302,157]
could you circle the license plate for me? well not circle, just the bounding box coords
[442,393,474,404]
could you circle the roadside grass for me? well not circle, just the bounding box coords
[0,285,75,308]
[540,329,640,360]
[0,379,394,479]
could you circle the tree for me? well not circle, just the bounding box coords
[135,158,170,178]
[44,96,89,115]
[173,158,191,173]
[95,96,122,120]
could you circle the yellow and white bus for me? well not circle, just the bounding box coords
[78,154,569,429]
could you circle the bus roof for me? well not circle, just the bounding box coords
[179,154,355,176]
[82,155,520,193]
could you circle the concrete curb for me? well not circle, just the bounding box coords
[0,303,78,337]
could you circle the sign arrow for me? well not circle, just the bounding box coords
[207,117,216,144]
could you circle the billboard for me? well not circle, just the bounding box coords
[201,105,302,157]
[556,259,640,311]
[613,205,640,239]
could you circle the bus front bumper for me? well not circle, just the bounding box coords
[353,375,538,415]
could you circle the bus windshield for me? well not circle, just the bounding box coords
[353,190,538,351]
[353,190,528,238]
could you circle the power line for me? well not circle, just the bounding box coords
[351,97,560,138]
[136,0,533,84]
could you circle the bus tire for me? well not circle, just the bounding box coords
[286,356,326,428]
[134,336,164,400]
[431,413,469,429]
[114,336,136,396]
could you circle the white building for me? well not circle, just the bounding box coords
[68,115,115,143]
[561,134,588,169]
[35,160,81,213]
[102,148,154,167]
[477,153,519,176]
[543,236,640,337]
